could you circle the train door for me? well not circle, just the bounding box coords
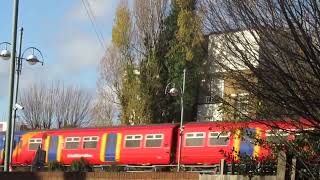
[11,134,22,163]
[100,133,121,162]
[240,128,256,156]
[13,135,21,150]
[47,136,60,162]
[105,133,117,161]
[0,135,4,164]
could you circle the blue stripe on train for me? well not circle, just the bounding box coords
[240,128,256,156]
[48,136,59,161]
[14,135,21,149]
[105,133,117,161]
[0,134,4,151]
[0,131,24,150]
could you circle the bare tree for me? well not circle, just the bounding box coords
[200,0,320,177]
[98,45,124,105]
[201,0,320,123]
[91,44,124,126]
[133,0,169,59]
[56,85,91,128]
[20,82,92,129]
[91,97,116,127]
[20,83,50,129]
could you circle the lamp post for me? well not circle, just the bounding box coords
[0,0,20,172]
[165,68,186,172]
[0,42,12,60]
[1,28,44,171]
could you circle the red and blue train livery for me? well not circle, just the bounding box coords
[0,119,311,169]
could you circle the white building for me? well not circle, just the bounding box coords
[197,30,259,122]
[0,122,7,131]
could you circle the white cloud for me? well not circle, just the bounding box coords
[67,0,117,24]
[1,0,118,88]
[53,31,103,74]
[35,0,116,82]
[0,1,118,118]
[0,61,9,73]
[0,61,10,97]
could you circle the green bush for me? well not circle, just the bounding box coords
[104,163,123,172]
[47,161,64,171]
[236,154,276,177]
[69,158,92,172]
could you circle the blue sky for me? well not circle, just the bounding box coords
[0,0,119,120]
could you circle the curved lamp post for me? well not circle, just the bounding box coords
[0,42,12,60]
[164,68,186,172]
[0,27,44,171]
[0,0,19,171]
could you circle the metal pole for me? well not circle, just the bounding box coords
[177,68,186,172]
[4,0,19,172]
[9,27,23,166]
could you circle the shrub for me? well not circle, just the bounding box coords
[47,161,64,171]
[69,158,92,172]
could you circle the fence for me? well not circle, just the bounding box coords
[0,172,281,180]
[199,175,276,180]
[0,151,302,180]
[0,172,199,180]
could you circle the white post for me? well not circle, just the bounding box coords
[4,0,19,172]
[177,68,186,172]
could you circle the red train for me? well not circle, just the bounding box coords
[0,119,311,170]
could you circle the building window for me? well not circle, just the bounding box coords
[185,132,205,147]
[83,136,99,149]
[28,138,42,150]
[197,77,224,122]
[211,78,224,101]
[208,132,230,146]
[145,134,163,148]
[234,93,250,119]
[65,137,80,149]
[200,78,224,104]
[266,130,289,144]
[125,135,142,148]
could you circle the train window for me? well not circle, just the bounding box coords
[208,132,230,146]
[266,130,289,144]
[125,135,142,148]
[83,136,99,149]
[145,134,163,148]
[185,132,205,147]
[65,137,80,149]
[28,138,42,150]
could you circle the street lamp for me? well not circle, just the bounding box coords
[0,0,20,172]
[1,27,44,171]
[164,68,186,172]
[0,42,11,60]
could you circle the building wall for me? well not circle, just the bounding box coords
[0,122,7,131]
[197,30,259,122]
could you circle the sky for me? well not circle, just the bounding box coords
[0,0,119,120]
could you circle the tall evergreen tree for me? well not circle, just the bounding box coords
[153,1,181,123]
[161,0,207,122]
[99,0,206,124]
[132,0,169,123]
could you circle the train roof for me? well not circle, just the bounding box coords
[4,118,313,134]
[184,118,312,130]
[20,123,179,134]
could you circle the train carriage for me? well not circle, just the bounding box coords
[0,119,312,172]
[177,122,243,165]
[176,120,306,166]
[10,124,179,167]
[12,131,46,165]
[0,131,24,165]
[117,124,178,165]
